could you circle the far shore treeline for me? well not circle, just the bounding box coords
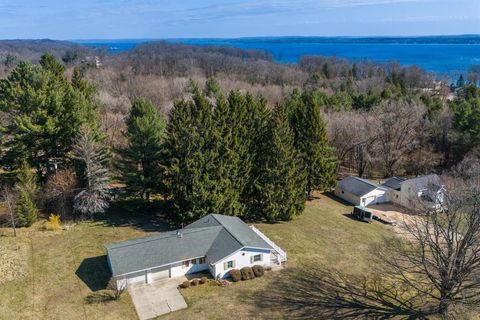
[0,41,479,227]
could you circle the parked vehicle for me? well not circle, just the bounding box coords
[351,205,374,223]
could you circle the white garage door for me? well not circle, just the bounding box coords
[150,266,170,282]
[126,271,147,286]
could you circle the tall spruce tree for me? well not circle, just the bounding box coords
[117,99,166,200]
[0,55,99,181]
[250,107,306,221]
[161,89,221,223]
[287,91,338,197]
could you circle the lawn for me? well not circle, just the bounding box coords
[0,194,393,320]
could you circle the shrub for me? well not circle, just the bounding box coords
[240,267,255,280]
[45,214,62,231]
[252,265,265,277]
[191,279,200,286]
[179,280,190,288]
[200,277,208,284]
[229,269,242,282]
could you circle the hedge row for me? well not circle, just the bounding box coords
[228,265,265,282]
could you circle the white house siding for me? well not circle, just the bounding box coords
[170,258,209,278]
[212,248,271,279]
[361,189,389,206]
[334,187,361,205]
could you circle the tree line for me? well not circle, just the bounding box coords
[0,55,337,227]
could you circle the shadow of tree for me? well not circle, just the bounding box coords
[76,255,111,291]
[96,199,173,233]
[252,266,435,319]
[84,291,116,304]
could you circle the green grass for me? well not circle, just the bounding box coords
[0,194,392,319]
[160,194,392,319]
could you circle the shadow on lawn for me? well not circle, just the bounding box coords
[76,255,111,292]
[97,199,173,233]
[251,266,434,320]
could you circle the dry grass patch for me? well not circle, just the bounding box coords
[0,241,29,284]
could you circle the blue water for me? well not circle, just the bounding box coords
[74,36,480,77]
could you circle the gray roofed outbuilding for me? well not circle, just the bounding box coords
[338,176,387,197]
[105,214,272,277]
[381,177,406,190]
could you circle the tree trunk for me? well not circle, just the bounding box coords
[438,299,450,316]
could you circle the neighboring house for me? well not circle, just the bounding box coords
[105,214,286,289]
[382,174,445,211]
[334,176,389,206]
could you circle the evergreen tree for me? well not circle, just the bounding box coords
[17,162,39,199]
[456,74,465,88]
[205,76,221,98]
[15,188,38,227]
[73,125,110,218]
[286,91,338,197]
[250,107,306,221]
[117,99,166,200]
[0,55,99,180]
[162,90,227,223]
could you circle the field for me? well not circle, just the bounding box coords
[0,194,393,319]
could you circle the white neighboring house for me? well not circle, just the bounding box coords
[382,174,445,211]
[105,214,286,289]
[334,176,389,206]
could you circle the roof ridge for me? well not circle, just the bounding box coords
[351,176,380,188]
[106,226,222,250]
[210,214,245,247]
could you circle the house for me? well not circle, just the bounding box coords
[382,174,445,211]
[334,176,389,206]
[105,214,286,289]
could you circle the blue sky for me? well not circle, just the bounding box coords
[0,0,478,39]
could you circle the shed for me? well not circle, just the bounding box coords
[334,176,389,206]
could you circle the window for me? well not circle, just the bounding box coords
[191,258,197,265]
[198,257,206,264]
[182,260,190,268]
[251,254,262,263]
[224,260,235,270]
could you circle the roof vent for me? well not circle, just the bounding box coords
[176,230,183,238]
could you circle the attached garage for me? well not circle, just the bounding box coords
[126,270,148,286]
[335,176,389,206]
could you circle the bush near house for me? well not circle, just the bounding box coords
[252,265,265,277]
[240,267,255,280]
[229,269,242,282]
[180,281,190,288]
[200,277,208,284]
[191,279,199,286]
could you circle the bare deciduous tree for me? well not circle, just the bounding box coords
[386,176,480,316]
[372,102,424,177]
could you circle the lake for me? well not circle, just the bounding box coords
[74,36,480,78]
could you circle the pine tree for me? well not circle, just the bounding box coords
[15,188,38,227]
[250,107,306,221]
[117,99,166,200]
[205,76,221,98]
[0,55,100,180]
[17,162,39,199]
[73,125,109,218]
[287,91,338,197]
[162,90,224,223]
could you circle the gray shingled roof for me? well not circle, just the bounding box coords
[105,214,272,276]
[338,176,387,197]
[382,177,406,190]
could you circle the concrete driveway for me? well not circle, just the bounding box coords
[128,276,188,320]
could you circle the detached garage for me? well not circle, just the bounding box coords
[335,176,389,206]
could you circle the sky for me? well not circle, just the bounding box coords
[0,0,479,39]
